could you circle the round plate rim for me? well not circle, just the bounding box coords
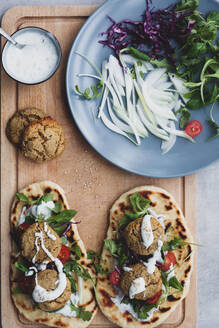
[66,0,219,178]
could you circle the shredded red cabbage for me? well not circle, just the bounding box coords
[99,0,196,65]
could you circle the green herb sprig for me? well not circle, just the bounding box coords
[15,262,29,273]
[87,250,107,274]
[104,239,128,266]
[119,192,150,229]
[70,303,92,321]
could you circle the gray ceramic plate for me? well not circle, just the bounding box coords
[66,0,219,178]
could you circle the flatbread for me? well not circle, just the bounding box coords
[10,181,97,328]
[96,185,194,328]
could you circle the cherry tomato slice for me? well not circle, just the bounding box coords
[185,120,202,137]
[58,245,71,264]
[160,252,176,271]
[109,270,120,286]
[146,290,162,304]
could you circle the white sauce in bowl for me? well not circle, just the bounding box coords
[3,28,60,84]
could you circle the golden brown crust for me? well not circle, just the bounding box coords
[37,270,71,312]
[20,222,61,263]
[123,217,164,255]
[120,264,162,301]
[6,108,45,146]
[21,117,65,162]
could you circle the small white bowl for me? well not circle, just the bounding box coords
[2,26,62,85]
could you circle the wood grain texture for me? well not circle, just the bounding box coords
[1,5,197,328]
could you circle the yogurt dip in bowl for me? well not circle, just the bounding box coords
[2,27,62,84]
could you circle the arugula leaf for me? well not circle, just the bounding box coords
[162,236,188,252]
[125,298,156,319]
[150,58,173,70]
[70,303,92,321]
[46,210,77,224]
[64,260,93,282]
[175,0,199,12]
[87,250,107,274]
[162,234,202,252]
[175,107,191,129]
[15,262,29,273]
[138,303,155,319]
[16,193,33,205]
[36,214,44,222]
[169,276,183,292]
[66,272,76,293]
[52,201,62,213]
[71,245,82,260]
[75,81,104,100]
[207,11,219,25]
[104,239,128,266]
[207,102,219,141]
[207,118,219,141]
[130,193,150,215]
[25,214,36,224]
[187,92,204,109]
[119,192,151,229]
[40,193,54,203]
[119,215,136,228]
[104,240,118,256]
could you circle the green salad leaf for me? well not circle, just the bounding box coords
[39,193,54,203]
[175,0,199,11]
[15,262,29,273]
[87,250,107,274]
[52,201,62,213]
[119,193,151,229]
[16,193,33,205]
[175,107,191,129]
[70,303,92,321]
[104,239,128,266]
[46,210,77,224]
[71,245,82,260]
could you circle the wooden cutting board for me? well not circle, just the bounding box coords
[1,5,197,328]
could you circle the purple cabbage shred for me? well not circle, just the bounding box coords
[99,0,196,66]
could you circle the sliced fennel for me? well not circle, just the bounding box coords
[75,52,195,154]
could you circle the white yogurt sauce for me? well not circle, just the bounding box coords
[167,264,175,281]
[18,206,27,225]
[25,266,38,277]
[32,225,67,303]
[44,222,56,240]
[148,209,165,230]
[141,215,154,249]
[143,240,163,274]
[5,30,59,84]
[111,288,158,322]
[123,266,132,272]
[36,261,49,271]
[129,277,146,299]
[55,292,79,317]
[18,201,55,226]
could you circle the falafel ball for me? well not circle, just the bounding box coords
[123,217,164,256]
[21,222,61,263]
[36,269,71,311]
[120,263,162,301]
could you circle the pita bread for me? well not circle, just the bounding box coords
[96,185,194,328]
[10,181,97,328]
